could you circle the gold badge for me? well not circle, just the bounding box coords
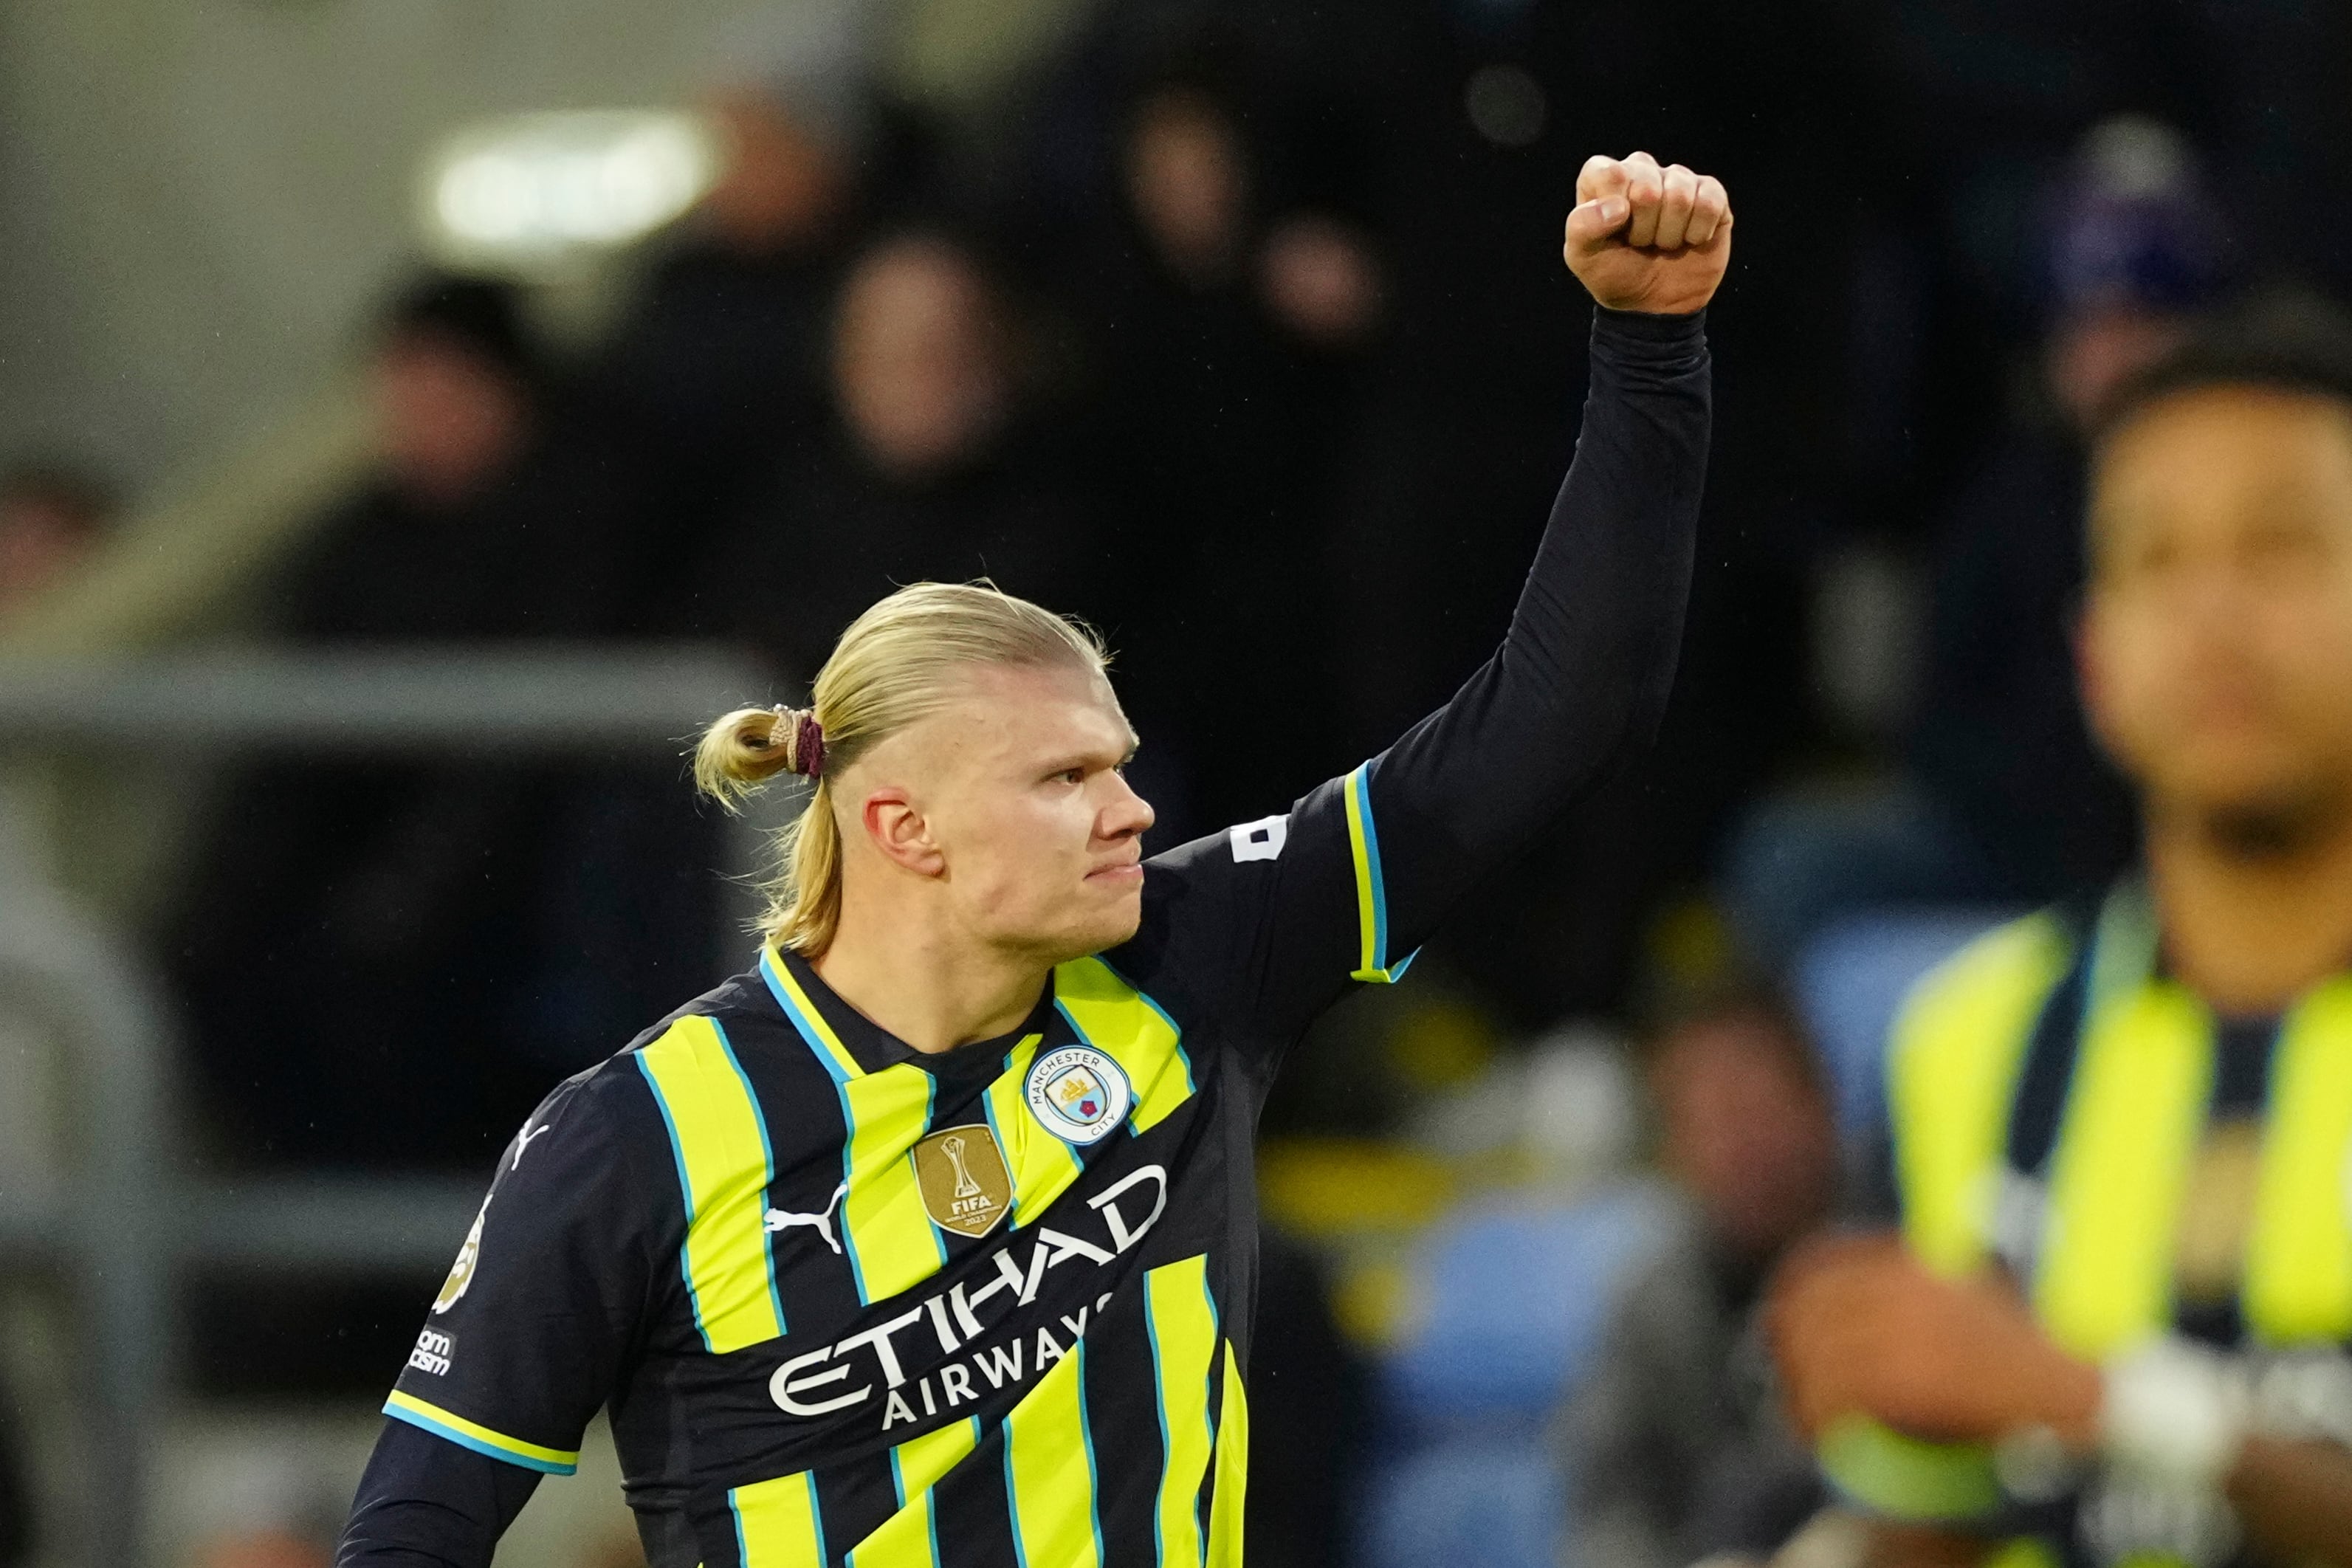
[434,1197,489,1314]
[914,1124,1014,1238]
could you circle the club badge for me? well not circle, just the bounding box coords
[913,1124,1015,1237]
[1024,1045,1132,1146]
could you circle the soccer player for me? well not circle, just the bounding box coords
[1770,302,2352,1567]
[334,150,1729,1568]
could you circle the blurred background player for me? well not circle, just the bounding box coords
[1770,300,2352,1567]
[1726,118,2229,969]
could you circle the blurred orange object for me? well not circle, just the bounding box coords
[194,1530,329,1568]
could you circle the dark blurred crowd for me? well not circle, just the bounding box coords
[5,0,2352,1564]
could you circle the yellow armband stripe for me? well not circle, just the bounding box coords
[382,1392,579,1474]
[1342,765,1417,983]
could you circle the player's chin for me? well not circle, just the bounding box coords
[1072,878,1146,952]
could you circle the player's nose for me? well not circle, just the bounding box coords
[1099,771,1155,842]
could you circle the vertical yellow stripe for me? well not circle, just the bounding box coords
[1889,915,2071,1277]
[1145,1256,1218,1568]
[765,949,863,1079]
[987,1034,1085,1225]
[2245,977,2352,1344]
[1055,957,1195,1134]
[638,1017,785,1352]
[1341,767,1382,982]
[765,949,948,1302]
[1004,1339,1101,1568]
[845,1419,980,1568]
[2035,983,2215,1357]
[731,1470,825,1568]
[841,1064,949,1302]
[1205,1342,1248,1568]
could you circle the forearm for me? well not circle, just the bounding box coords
[335,1420,541,1568]
[1370,306,1707,935]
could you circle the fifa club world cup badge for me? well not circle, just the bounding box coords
[914,1124,1014,1237]
[1024,1046,1133,1146]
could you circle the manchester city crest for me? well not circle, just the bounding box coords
[1024,1045,1132,1146]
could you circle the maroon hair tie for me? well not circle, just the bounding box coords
[792,712,826,779]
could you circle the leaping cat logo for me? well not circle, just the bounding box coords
[764,1180,848,1255]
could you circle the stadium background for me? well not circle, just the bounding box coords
[0,1,2348,1564]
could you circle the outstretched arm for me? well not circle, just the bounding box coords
[1115,154,1725,1048]
[1361,154,1727,966]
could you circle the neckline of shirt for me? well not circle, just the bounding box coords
[763,946,1061,1079]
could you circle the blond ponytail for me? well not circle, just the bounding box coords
[695,581,1107,955]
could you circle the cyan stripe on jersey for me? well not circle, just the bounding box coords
[716,1017,792,1335]
[762,946,862,1082]
[1342,763,1417,983]
[383,1392,578,1475]
[763,947,949,1303]
[1051,956,1196,1135]
[731,1469,826,1568]
[985,1033,1084,1227]
[635,1014,787,1350]
[1003,1336,1104,1568]
[1144,1256,1219,1568]
[850,1417,983,1567]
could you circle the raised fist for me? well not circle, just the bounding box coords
[1564,151,1731,316]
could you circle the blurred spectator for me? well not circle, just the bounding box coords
[164,273,664,1169]
[1727,119,2226,968]
[667,227,1098,682]
[1557,991,1832,1567]
[1055,56,1378,839]
[265,272,636,639]
[0,461,113,620]
[580,0,876,545]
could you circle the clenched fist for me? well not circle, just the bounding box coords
[1564,151,1731,316]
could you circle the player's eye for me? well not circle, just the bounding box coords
[1054,766,1085,785]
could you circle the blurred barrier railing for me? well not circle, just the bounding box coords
[0,647,778,1568]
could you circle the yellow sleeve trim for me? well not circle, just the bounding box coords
[384,1391,580,1474]
[1342,765,1414,984]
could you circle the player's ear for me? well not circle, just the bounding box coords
[862,788,947,878]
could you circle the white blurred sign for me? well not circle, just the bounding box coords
[419,111,718,273]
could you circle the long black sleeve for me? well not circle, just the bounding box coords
[1371,305,1708,937]
[336,1420,543,1568]
[1120,303,1709,1046]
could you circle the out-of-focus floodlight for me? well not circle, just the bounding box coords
[420,111,718,274]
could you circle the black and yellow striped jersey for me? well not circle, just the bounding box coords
[1837,880,2352,1567]
[342,305,1715,1568]
[385,762,1414,1568]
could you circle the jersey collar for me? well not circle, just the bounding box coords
[756,944,1059,1080]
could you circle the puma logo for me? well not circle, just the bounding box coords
[764,1180,848,1255]
[510,1124,552,1170]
